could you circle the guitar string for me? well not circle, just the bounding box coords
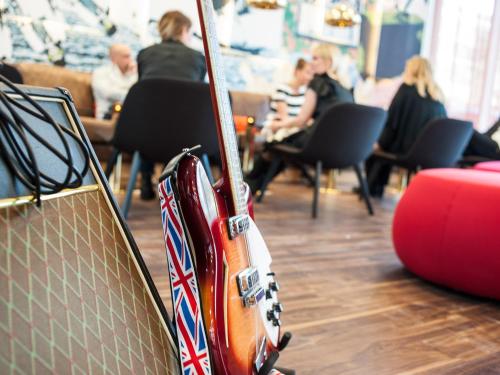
[200,0,260,359]
[203,0,247,215]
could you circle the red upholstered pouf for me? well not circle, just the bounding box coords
[474,161,500,173]
[393,169,500,300]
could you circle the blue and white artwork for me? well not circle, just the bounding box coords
[0,0,298,92]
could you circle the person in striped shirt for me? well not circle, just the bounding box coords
[263,58,314,142]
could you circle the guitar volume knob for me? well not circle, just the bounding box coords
[273,303,284,313]
[269,281,280,292]
[267,310,279,321]
[265,289,273,300]
[272,318,281,327]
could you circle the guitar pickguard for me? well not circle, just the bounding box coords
[245,217,281,347]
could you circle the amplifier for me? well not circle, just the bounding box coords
[0,84,180,374]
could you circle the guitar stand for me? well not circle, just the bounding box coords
[275,367,296,375]
[275,331,295,375]
[258,332,295,375]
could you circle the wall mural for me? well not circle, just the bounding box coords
[0,0,430,92]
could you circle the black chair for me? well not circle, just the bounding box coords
[459,117,500,167]
[485,117,500,138]
[105,78,220,218]
[257,102,386,218]
[0,63,23,84]
[373,118,473,181]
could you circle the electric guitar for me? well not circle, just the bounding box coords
[157,0,292,374]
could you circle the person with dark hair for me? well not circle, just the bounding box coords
[137,10,207,199]
[366,56,447,197]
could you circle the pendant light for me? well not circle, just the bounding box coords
[325,1,361,27]
[246,0,287,10]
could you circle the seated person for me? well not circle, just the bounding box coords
[262,58,314,142]
[92,44,137,119]
[137,10,207,200]
[246,44,354,193]
[137,11,206,81]
[463,117,500,160]
[366,56,447,197]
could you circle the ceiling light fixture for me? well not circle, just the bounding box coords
[246,0,287,10]
[325,2,361,27]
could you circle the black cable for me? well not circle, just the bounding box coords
[0,74,90,206]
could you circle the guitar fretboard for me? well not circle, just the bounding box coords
[197,0,248,216]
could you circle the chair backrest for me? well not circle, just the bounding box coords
[0,63,23,84]
[402,118,473,169]
[113,78,220,163]
[301,102,386,169]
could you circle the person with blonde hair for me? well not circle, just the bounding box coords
[246,43,353,193]
[366,55,447,197]
[271,43,353,131]
[136,10,207,199]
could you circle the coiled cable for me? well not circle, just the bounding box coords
[0,74,90,206]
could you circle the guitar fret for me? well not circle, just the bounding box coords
[200,0,248,215]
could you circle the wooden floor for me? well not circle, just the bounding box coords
[124,171,500,375]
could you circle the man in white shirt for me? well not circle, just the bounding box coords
[92,44,137,119]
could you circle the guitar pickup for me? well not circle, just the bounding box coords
[228,214,250,239]
[237,268,264,307]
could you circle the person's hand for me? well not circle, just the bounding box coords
[270,118,290,132]
[373,142,380,151]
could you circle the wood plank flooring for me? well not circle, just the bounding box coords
[125,171,500,374]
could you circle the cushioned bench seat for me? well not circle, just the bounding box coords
[474,161,500,173]
[393,169,500,300]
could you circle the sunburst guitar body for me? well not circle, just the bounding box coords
[159,153,287,374]
[157,0,292,374]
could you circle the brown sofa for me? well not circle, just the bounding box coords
[15,63,116,144]
[15,62,271,146]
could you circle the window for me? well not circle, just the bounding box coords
[431,0,499,131]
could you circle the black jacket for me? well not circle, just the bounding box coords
[308,73,354,119]
[137,40,207,82]
[379,83,447,154]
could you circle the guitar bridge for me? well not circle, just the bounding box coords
[237,268,265,307]
[228,214,250,239]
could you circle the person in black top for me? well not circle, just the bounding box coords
[137,10,207,199]
[463,117,500,160]
[246,44,354,193]
[366,56,447,197]
[267,44,354,146]
[137,11,206,81]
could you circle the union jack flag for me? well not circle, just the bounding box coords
[159,178,212,375]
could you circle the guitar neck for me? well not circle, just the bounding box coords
[196,0,248,217]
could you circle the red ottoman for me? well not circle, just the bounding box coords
[393,169,500,300]
[474,161,500,173]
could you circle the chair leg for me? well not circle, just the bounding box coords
[312,160,322,218]
[121,151,141,219]
[354,163,374,216]
[293,162,315,186]
[256,158,282,203]
[201,153,214,184]
[407,169,415,185]
[104,148,120,179]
